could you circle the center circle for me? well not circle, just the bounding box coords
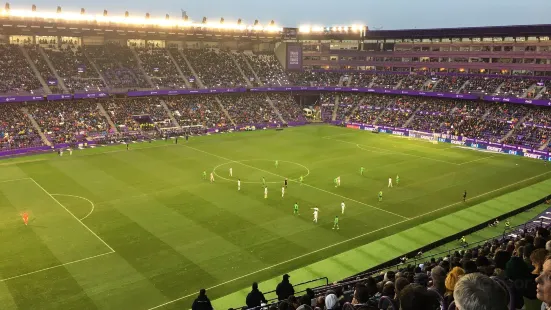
[212,159,310,184]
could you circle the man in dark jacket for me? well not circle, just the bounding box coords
[276,274,294,301]
[246,282,267,308]
[192,289,213,310]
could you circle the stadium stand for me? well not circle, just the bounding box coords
[0,45,43,95]
[184,49,247,88]
[135,47,188,89]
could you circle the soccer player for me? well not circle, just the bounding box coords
[210,172,215,183]
[333,216,339,230]
[396,175,400,185]
[281,186,285,198]
[388,177,393,188]
[341,201,345,214]
[238,179,241,191]
[294,202,299,215]
[262,177,266,187]
[337,176,341,187]
[126,143,129,151]
[21,212,29,226]
[299,175,304,185]
[284,178,288,188]
[460,236,467,247]
[275,160,279,168]
[229,167,233,177]
[264,186,268,199]
[360,167,365,176]
[203,171,207,180]
[378,191,383,202]
[312,207,319,223]
[463,190,467,202]
[69,149,73,156]
[59,149,63,156]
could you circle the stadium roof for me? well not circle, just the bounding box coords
[365,24,551,39]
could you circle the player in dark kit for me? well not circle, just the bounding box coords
[126,143,129,151]
[175,137,178,144]
[284,178,288,188]
[463,190,467,202]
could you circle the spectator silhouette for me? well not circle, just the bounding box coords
[276,274,294,301]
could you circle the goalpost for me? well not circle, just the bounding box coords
[408,130,439,144]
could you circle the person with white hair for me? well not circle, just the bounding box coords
[454,273,507,310]
[546,240,551,252]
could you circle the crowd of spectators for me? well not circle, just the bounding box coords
[381,97,424,128]
[244,53,291,87]
[28,100,109,144]
[370,74,403,90]
[216,219,551,310]
[184,49,247,88]
[44,46,106,93]
[347,94,394,125]
[24,45,63,94]
[105,97,167,132]
[0,103,41,150]
[220,94,279,125]
[0,44,43,94]
[461,76,506,94]
[269,93,305,123]
[334,94,364,121]
[165,95,227,129]
[400,74,429,90]
[136,47,187,89]
[498,78,540,98]
[167,48,199,89]
[430,76,469,93]
[348,72,375,87]
[86,43,150,90]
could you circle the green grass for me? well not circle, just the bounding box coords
[0,124,550,310]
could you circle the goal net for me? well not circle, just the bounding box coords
[408,130,439,144]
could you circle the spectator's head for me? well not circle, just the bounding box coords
[278,301,291,310]
[283,274,291,282]
[324,294,338,310]
[306,288,315,299]
[531,248,548,274]
[252,282,259,291]
[413,271,429,287]
[536,257,551,306]
[493,250,511,270]
[546,240,551,252]
[382,281,395,297]
[399,284,440,310]
[537,227,550,240]
[395,277,409,297]
[352,284,370,304]
[199,289,206,297]
[445,267,465,294]
[506,256,533,280]
[523,244,534,259]
[535,236,547,249]
[454,273,507,310]
[463,261,478,274]
[288,295,299,308]
[430,266,446,292]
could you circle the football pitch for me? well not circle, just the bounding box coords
[1,124,550,310]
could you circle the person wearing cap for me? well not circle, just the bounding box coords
[246,282,267,308]
[276,274,295,301]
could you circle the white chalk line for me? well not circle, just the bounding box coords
[51,194,96,221]
[212,159,310,184]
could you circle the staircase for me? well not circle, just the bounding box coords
[214,96,236,126]
[228,52,253,88]
[456,80,470,94]
[331,94,341,121]
[522,83,538,98]
[167,49,192,88]
[345,97,366,122]
[21,107,52,146]
[403,102,425,128]
[338,76,346,87]
[97,102,118,133]
[492,81,507,95]
[266,95,286,123]
[393,79,404,90]
[38,46,69,93]
[535,87,547,99]
[367,79,376,88]
[19,46,51,94]
[240,53,263,86]
[500,113,530,143]
[129,47,155,88]
[160,99,181,128]
[83,50,109,87]
[178,50,206,89]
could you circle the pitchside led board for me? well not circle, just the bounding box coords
[286,43,303,71]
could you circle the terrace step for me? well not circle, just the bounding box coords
[535,86,547,99]
[167,49,192,89]
[179,50,206,89]
[493,81,506,95]
[214,96,236,126]
[21,107,52,147]
[159,99,181,128]
[522,83,538,99]
[265,94,286,123]
[19,46,51,95]
[38,46,69,93]
[240,53,263,86]
[331,94,340,121]
[393,79,404,90]
[456,80,470,94]
[228,52,253,88]
[97,102,118,133]
[129,47,155,88]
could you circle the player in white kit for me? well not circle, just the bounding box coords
[229,167,233,177]
[264,186,268,199]
[238,179,241,191]
[210,172,215,183]
[312,208,319,223]
[69,149,72,156]
[281,186,285,198]
[341,201,345,214]
[388,177,393,188]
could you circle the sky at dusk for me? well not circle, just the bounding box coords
[7,0,551,30]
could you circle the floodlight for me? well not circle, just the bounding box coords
[56,6,61,13]
[31,4,36,12]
